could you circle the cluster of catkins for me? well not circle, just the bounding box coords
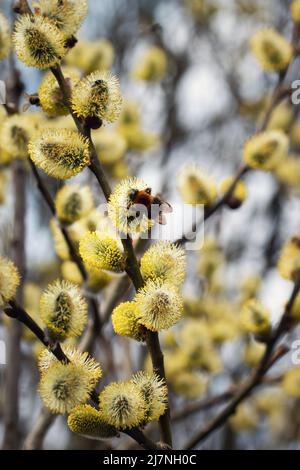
[1,0,300,443]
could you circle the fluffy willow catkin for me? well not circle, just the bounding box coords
[34,0,88,37]
[112,301,144,342]
[240,299,271,335]
[278,235,300,281]
[98,381,146,430]
[0,12,11,60]
[0,115,35,159]
[135,280,183,332]
[0,257,20,306]
[243,130,288,171]
[107,177,155,234]
[140,241,186,287]
[79,231,125,273]
[13,14,66,69]
[38,68,80,117]
[55,184,94,224]
[250,28,292,72]
[38,346,102,414]
[28,129,90,179]
[68,405,117,440]
[130,372,168,423]
[71,71,122,124]
[39,279,88,340]
[177,163,217,205]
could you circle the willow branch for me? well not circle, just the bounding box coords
[3,301,158,450]
[50,64,173,447]
[177,22,299,246]
[172,374,283,423]
[184,276,300,449]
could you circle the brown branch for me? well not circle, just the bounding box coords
[172,374,283,423]
[2,43,26,450]
[176,21,298,246]
[183,277,300,449]
[3,301,158,450]
[50,64,173,447]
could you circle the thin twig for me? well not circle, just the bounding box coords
[184,276,300,449]
[50,63,173,447]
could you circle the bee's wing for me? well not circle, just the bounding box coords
[22,102,31,113]
[160,201,173,213]
[158,213,167,225]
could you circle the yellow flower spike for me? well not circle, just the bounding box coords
[229,402,258,431]
[108,177,155,234]
[112,301,144,342]
[0,256,20,306]
[93,128,127,165]
[278,235,300,281]
[0,13,11,60]
[219,177,248,210]
[118,124,158,153]
[68,208,109,243]
[61,261,83,286]
[65,39,114,74]
[40,279,88,340]
[68,404,117,440]
[209,319,238,344]
[0,115,35,159]
[250,28,293,72]
[110,160,130,180]
[171,371,208,400]
[243,130,288,171]
[291,0,300,23]
[282,367,300,398]
[132,46,168,82]
[240,275,262,302]
[177,164,217,205]
[135,280,183,332]
[243,341,266,367]
[198,237,224,279]
[55,184,94,224]
[38,346,101,414]
[98,381,146,430]
[140,241,186,287]
[131,372,168,422]
[118,101,141,128]
[240,299,271,335]
[36,0,88,37]
[38,346,101,413]
[13,14,66,69]
[28,128,90,180]
[254,389,285,415]
[267,102,294,132]
[86,267,112,292]
[50,218,70,261]
[79,231,125,273]
[275,155,300,188]
[39,68,80,117]
[71,71,122,124]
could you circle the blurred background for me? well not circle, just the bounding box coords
[1,0,300,450]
